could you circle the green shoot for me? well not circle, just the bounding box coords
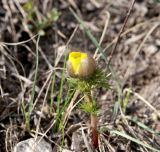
[25,35,40,131]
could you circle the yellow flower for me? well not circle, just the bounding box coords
[67,52,96,78]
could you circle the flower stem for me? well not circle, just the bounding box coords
[85,93,99,149]
[91,113,98,148]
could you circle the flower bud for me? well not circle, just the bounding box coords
[67,52,96,78]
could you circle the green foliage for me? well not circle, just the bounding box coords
[154,0,160,2]
[23,0,35,20]
[68,68,109,115]
[68,69,110,93]
[52,88,75,133]
[126,116,160,135]
[80,98,98,114]
[52,55,76,134]
[23,35,40,132]
[122,89,131,113]
[53,56,67,132]
[36,9,61,34]
[23,1,61,35]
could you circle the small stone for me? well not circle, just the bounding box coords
[156,39,160,46]
[14,137,52,152]
[144,44,158,57]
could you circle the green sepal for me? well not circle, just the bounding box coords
[67,69,110,93]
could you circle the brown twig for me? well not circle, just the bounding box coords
[107,0,135,66]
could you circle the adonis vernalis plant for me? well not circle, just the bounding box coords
[67,51,110,149]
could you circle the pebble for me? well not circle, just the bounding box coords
[14,137,52,152]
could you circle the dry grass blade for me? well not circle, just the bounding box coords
[94,11,110,59]
[0,34,38,46]
[96,16,160,61]
[133,23,160,60]
[110,130,160,152]
[125,88,160,118]
[32,72,52,110]
[69,7,107,61]
[100,134,115,152]
[35,73,53,139]
[107,0,135,66]
[124,22,160,82]
[63,90,81,127]
[81,127,93,152]
[11,73,32,85]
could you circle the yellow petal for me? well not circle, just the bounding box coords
[69,52,88,74]
[67,51,96,78]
